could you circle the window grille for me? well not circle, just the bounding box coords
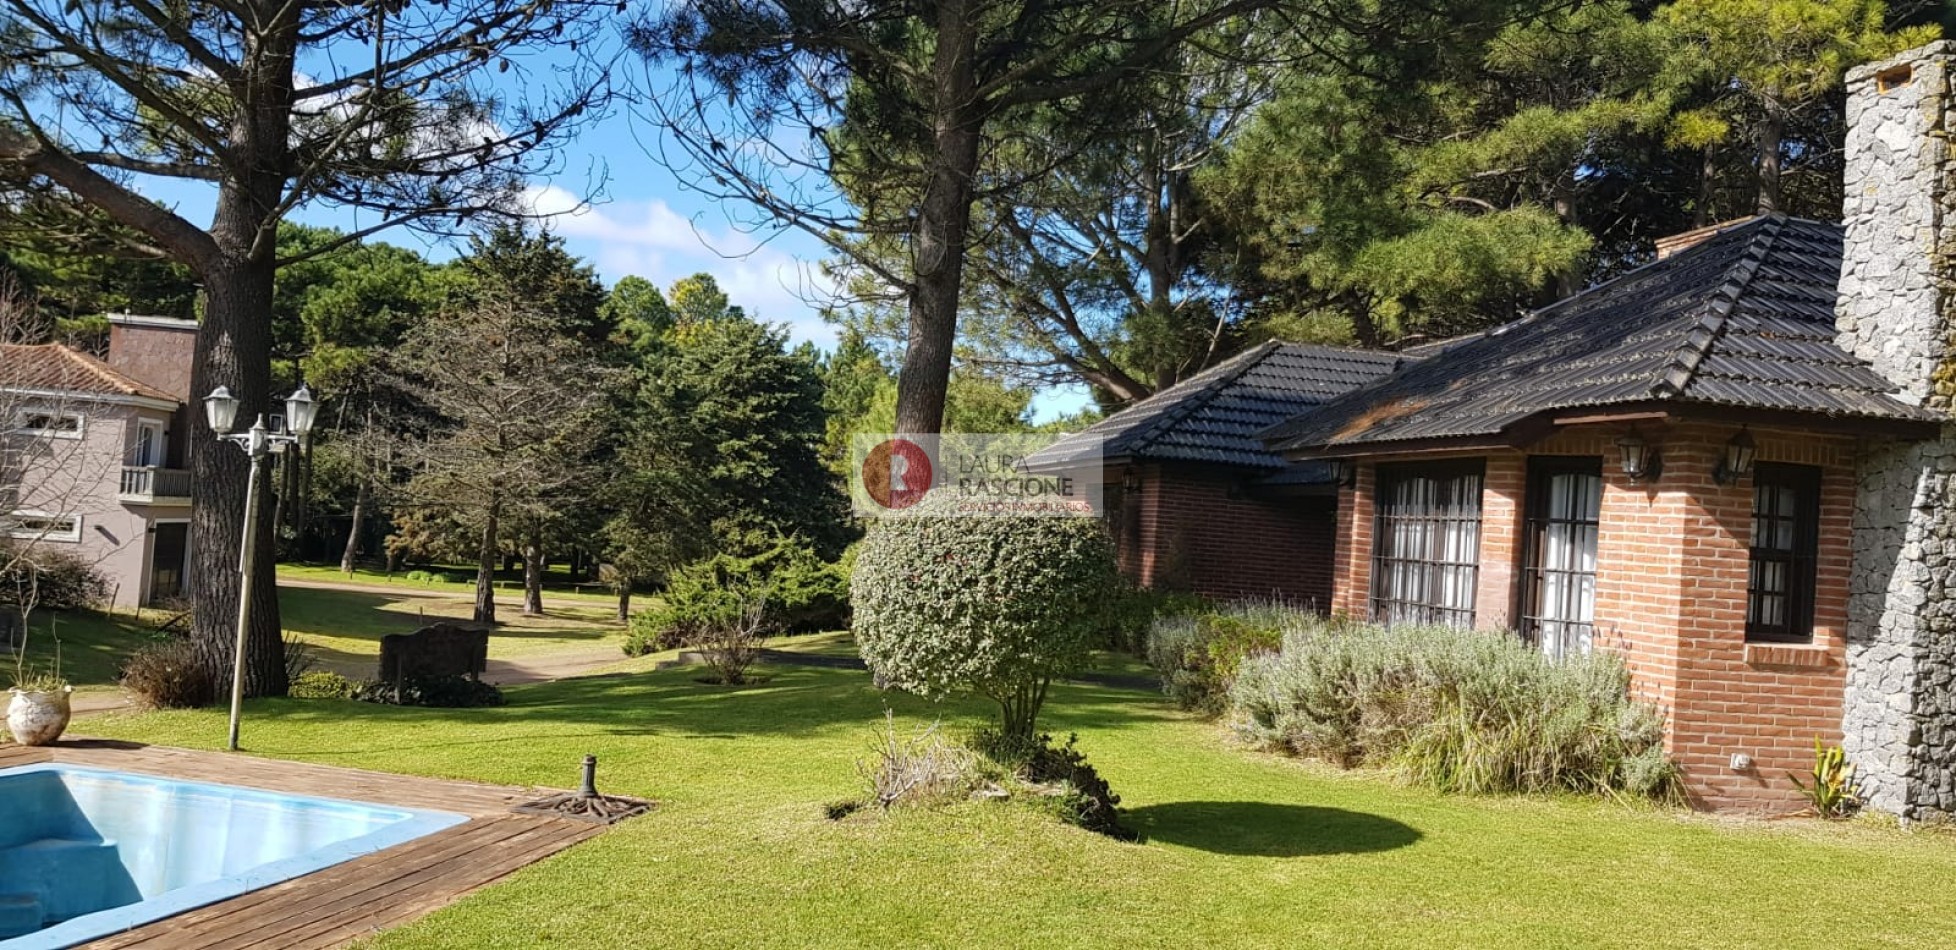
[1371,461,1485,628]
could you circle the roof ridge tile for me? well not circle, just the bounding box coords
[1649,215,1785,399]
[1116,341,1281,457]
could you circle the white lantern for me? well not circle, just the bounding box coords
[203,386,240,435]
[283,385,318,437]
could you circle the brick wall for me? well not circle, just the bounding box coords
[106,318,197,402]
[1324,423,1855,811]
[1124,462,1337,607]
[1657,425,1852,810]
[1331,462,1373,618]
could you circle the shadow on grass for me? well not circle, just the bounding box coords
[1128,801,1421,856]
[223,661,1189,756]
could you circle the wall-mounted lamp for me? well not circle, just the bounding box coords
[1616,430,1661,483]
[1121,468,1143,495]
[1712,426,1757,485]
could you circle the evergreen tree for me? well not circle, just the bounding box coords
[625,316,848,562]
[454,227,613,346]
[1658,0,1934,215]
[603,276,673,350]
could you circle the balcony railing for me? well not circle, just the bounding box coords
[119,466,193,505]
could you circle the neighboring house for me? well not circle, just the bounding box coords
[1030,342,1402,604]
[1,315,199,609]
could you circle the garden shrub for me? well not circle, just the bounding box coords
[0,548,110,610]
[290,670,361,699]
[623,536,848,656]
[1229,615,1677,799]
[858,712,987,810]
[1144,602,1299,714]
[853,502,1121,742]
[283,634,318,682]
[356,674,505,708]
[973,729,1132,840]
[1099,582,1207,654]
[119,638,216,709]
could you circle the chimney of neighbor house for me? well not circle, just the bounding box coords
[105,313,198,403]
[1834,40,1956,820]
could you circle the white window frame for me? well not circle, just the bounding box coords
[131,419,165,467]
[6,509,83,543]
[15,409,85,440]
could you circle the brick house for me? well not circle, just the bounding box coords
[1036,41,1956,817]
[1259,212,1939,812]
[1030,341,1402,604]
[2,315,199,609]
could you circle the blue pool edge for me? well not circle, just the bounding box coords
[0,762,469,950]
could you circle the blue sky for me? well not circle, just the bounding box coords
[126,39,1093,422]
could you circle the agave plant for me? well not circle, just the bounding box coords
[1789,738,1862,819]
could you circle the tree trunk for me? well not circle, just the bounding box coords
[893,0,983,436]
[270,450,288,553]
[1551,167,1581,299]
[522,530,544,616]
[616,585,631,624]
[1696,145,1717,228]
[188,256,287,699]
[185,3,302,700]
[1756,111,1784,215]
[340,480,368,574]
[475,493,501,623]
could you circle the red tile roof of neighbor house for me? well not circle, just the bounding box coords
[1260,215,1945,455]
[0,343,181,404]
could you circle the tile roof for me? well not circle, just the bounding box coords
[0,343,181,404]
[1261,215,1942,454]
[1027,341,1404,474]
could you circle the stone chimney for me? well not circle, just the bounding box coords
[105,313,198,403]
[1835,41,1956,819]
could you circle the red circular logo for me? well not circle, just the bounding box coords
[862,438,932,510]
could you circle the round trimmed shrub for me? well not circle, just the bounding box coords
[852,507,1120,742]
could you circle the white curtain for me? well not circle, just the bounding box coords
[1375,469,1482,628]
[1536,471,1601,660]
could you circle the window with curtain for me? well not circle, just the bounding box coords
[1748,463,1821,643]
[1371,461,1485,628]
[1520,457,1603,660]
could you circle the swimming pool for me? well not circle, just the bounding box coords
[0,764,466,949]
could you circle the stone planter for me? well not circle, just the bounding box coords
[6,685,73,746]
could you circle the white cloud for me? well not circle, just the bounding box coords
[524,185,839,347]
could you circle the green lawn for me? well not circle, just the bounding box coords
[6,607,162,688]
[70,658,1956,949]
[10,584,623,689]
[277,585,622,678]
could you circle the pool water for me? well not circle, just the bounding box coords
[0,764,465,949]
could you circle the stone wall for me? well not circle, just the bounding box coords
[1836,41,1956,818]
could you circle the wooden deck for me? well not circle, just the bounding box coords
[0,738,604,949]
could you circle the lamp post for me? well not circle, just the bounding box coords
[204,384,318,751]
